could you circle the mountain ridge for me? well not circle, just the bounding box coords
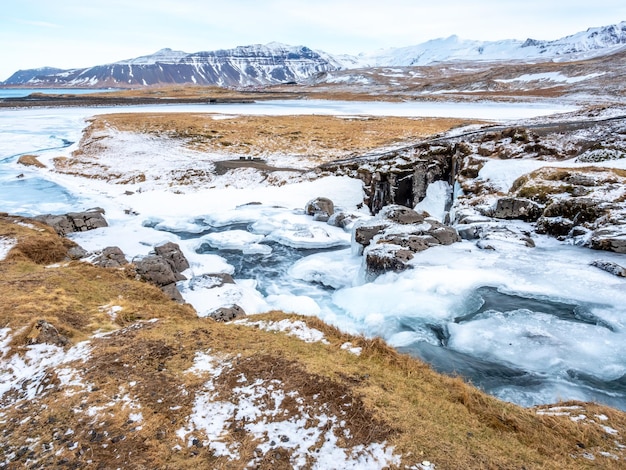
[3,21,625,88]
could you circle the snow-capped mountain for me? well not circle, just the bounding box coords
[1,43,341,88]
[2,22,626,88]
[355,21,626,67]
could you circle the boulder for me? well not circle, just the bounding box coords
[542,198,605,225]
[155,242,190,273]
[93,246,128,268]
[34,210,108,236]
[134,255,183,287]
[590,259,626,277]
[210,304,246,322]
[428,222,462,245]
[161,283,185,302]
[305,197,335,222]
[493,197,543,222]
[353,221,388,250]
[536,217,575,237]
[376,235,432,253]
[365,245,414,275]
[327,211,359,229]
[29,320,70,347]
[459,223,535,249]
[590,227,626,253]
[67,245,88,260]
[378,205,426,224]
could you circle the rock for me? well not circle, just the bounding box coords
[305,197,334,221]
[134,255,182,287]
[376,235,432,253]
[536,216,575,237]
[154,242,190,273]
[210,305,246,322]
[378,205,426,224]
[93,246,128,268]
[327,211,359,229]
[542,198,605,225]
[353,210,461,274]
[365,245,414,275]
[161,283,185,302]
[428,221,462,245]
[493,197,543,222]
[29,320,70,347]
[590,259,626,277]
[463,223,535,249]
[67,245,88,260]
[590,227,626,253]
[34,210,108,236]
[353,221,388,250]
[187,273,236,290]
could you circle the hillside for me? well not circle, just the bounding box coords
[2,214,626,468]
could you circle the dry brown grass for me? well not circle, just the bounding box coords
[2,215,626,469]
[82,113,473,161]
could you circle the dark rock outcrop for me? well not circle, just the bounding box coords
[93,246,128,268]
[133,243,190,302]
[210,305,246,322]
[34,210,107,236]
[155,242,190,273]
[67,245,88,260]
[134,255,182,286]
[493,197,543,222]
[354,205,461,275]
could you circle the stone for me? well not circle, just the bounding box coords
[536,217,574,237]
[29,320,70,347]
[353,221,388,249]
[377,235,432,253]
[154,242,190,273]
[305,197,334,220]
[542,198,605,225]
[210,305,246,322]
[93,246,128,268]
[590,227,626,253]
[493,197,543,222]
[590,259,626,277]
[365,245,414,275]
[34,210,108,236]
[378,205,426,224]
[428,222,462,245]
[134,255,181,287]
[327,212,359,229]
[67,245,88,260]
[161,283,184,302]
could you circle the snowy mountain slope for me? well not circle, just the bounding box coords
[352,21,626,67]
[2,43,341,88]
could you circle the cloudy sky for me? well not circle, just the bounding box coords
[1,0,625,81]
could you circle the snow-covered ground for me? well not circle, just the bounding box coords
[2,101,626,410]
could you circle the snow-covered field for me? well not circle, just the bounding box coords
[2,100,626,410]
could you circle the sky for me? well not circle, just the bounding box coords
[1,0,625,81]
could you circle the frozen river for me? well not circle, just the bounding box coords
[2,99,626,410]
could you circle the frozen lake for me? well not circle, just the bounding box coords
[2,100,625,410]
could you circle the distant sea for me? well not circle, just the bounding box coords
[0,88,118,99]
